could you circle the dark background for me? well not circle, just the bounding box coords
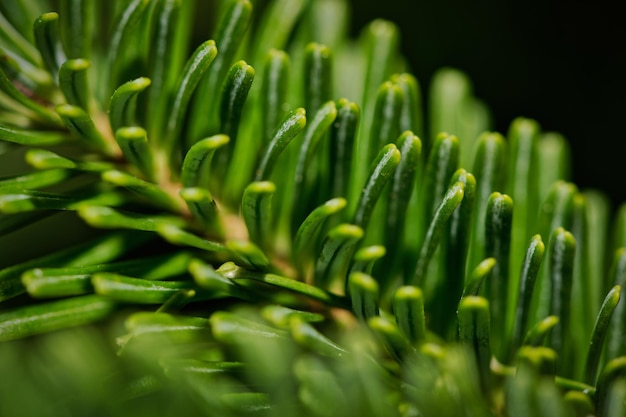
[349,0,626,210]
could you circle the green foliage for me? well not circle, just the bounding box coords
[1,0,625,415]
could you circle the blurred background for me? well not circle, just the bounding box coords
[349,0,626,209]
